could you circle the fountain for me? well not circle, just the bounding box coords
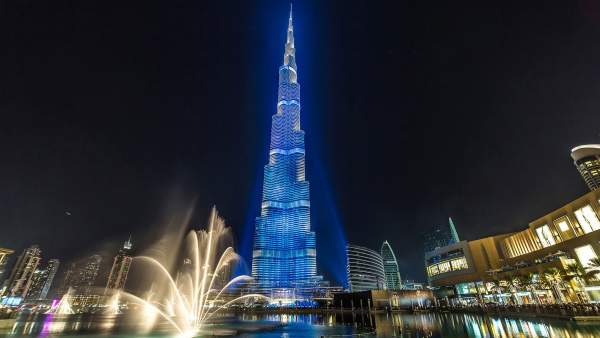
[107,206,267,336]
[104,291,121,315]
[46,288,75,315]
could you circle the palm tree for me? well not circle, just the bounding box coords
[562,264,589,303]
[586,257,600,280]
[522,272,541,305]
[509,273,527,305]
[543,268,566,304]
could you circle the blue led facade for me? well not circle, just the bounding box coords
[251,7,318,289]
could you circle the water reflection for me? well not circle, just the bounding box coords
[372,312,600,337]
[3,312,600,337]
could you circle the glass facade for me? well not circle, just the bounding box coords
[554,216,576,240]
[574,244,598,271]
[456,282,485,295]
[380,241,402,290]
[251,8,317,289]
[346,244,385,292]
[574,205,600,234]
[571,145,600,191]
[423,218,460,253]
[535,224,556,247]
[427,257,469,277]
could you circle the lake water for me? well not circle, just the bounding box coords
[3,311,600,337]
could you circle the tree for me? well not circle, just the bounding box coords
[509,273,527,305]
[542,268,566,304]
[562,264,589,303]
[522,272,541,305]
[586,257,600,280]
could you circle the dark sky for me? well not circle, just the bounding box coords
[2,0,600,284]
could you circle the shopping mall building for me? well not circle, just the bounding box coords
[426,188,600,304]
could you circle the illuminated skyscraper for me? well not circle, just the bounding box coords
[57,255,102,296]
[56,262,77,297]
[346,244,385,292]
[25,259,59,300]
[75,255,102,295]
[380,241,402,290]
[105,237,133,292]
[571,144,600,191]
[41,259,60,299]
[252,6,318,290]
[4,245,41,299]
[25,268,47,300]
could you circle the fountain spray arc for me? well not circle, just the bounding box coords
[108,207,268,335]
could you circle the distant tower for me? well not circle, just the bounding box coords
[571,144,600,191]
[448,217,460,243]
[56,262,77,297]
[40,259,60,299]
[4,245,41,299]
[346,244,385,292]
[25,268,47,300]
[27,259,60,301]
[105,237,133,292]
[423,218,460,253]
[380,241,402,290]
[73,255,102,295]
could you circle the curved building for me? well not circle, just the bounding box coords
[571,145,600,191]
[346,244,385,292]
[380,241,402,290]
[251,6,318,290]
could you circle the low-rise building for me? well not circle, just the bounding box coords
[426,189,600,304]
[333,289,434,310]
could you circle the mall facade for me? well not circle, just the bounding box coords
[426,188,600,304]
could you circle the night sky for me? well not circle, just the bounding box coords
[2,0,600,284]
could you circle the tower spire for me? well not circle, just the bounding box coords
[284,2,296,71]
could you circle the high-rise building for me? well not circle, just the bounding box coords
[346,244,385,292]
[75,255,102,295]
[26,268,48,300]
[58,255,103,297]
[0,248,14,287]
[28,259,60,301]
[4,245,41,299]
[571,144,600,191]
[105,237,133,292]
[380,241,402,290]
[251,6,319,291]
[40,259,60,299]
[56,262,77,297]
[424,217,460,253]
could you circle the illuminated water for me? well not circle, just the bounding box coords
[3,312,600,337]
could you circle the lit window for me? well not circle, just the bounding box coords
[428,265,439,276]
[535,225,556,247]
[554,217,576,240]
[450,257,468,270]
[557,221,569,232]
[438,261,451,273]
[574,245,599,271]
[574,205,600,234]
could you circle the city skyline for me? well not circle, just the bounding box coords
[1,0,600,284]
